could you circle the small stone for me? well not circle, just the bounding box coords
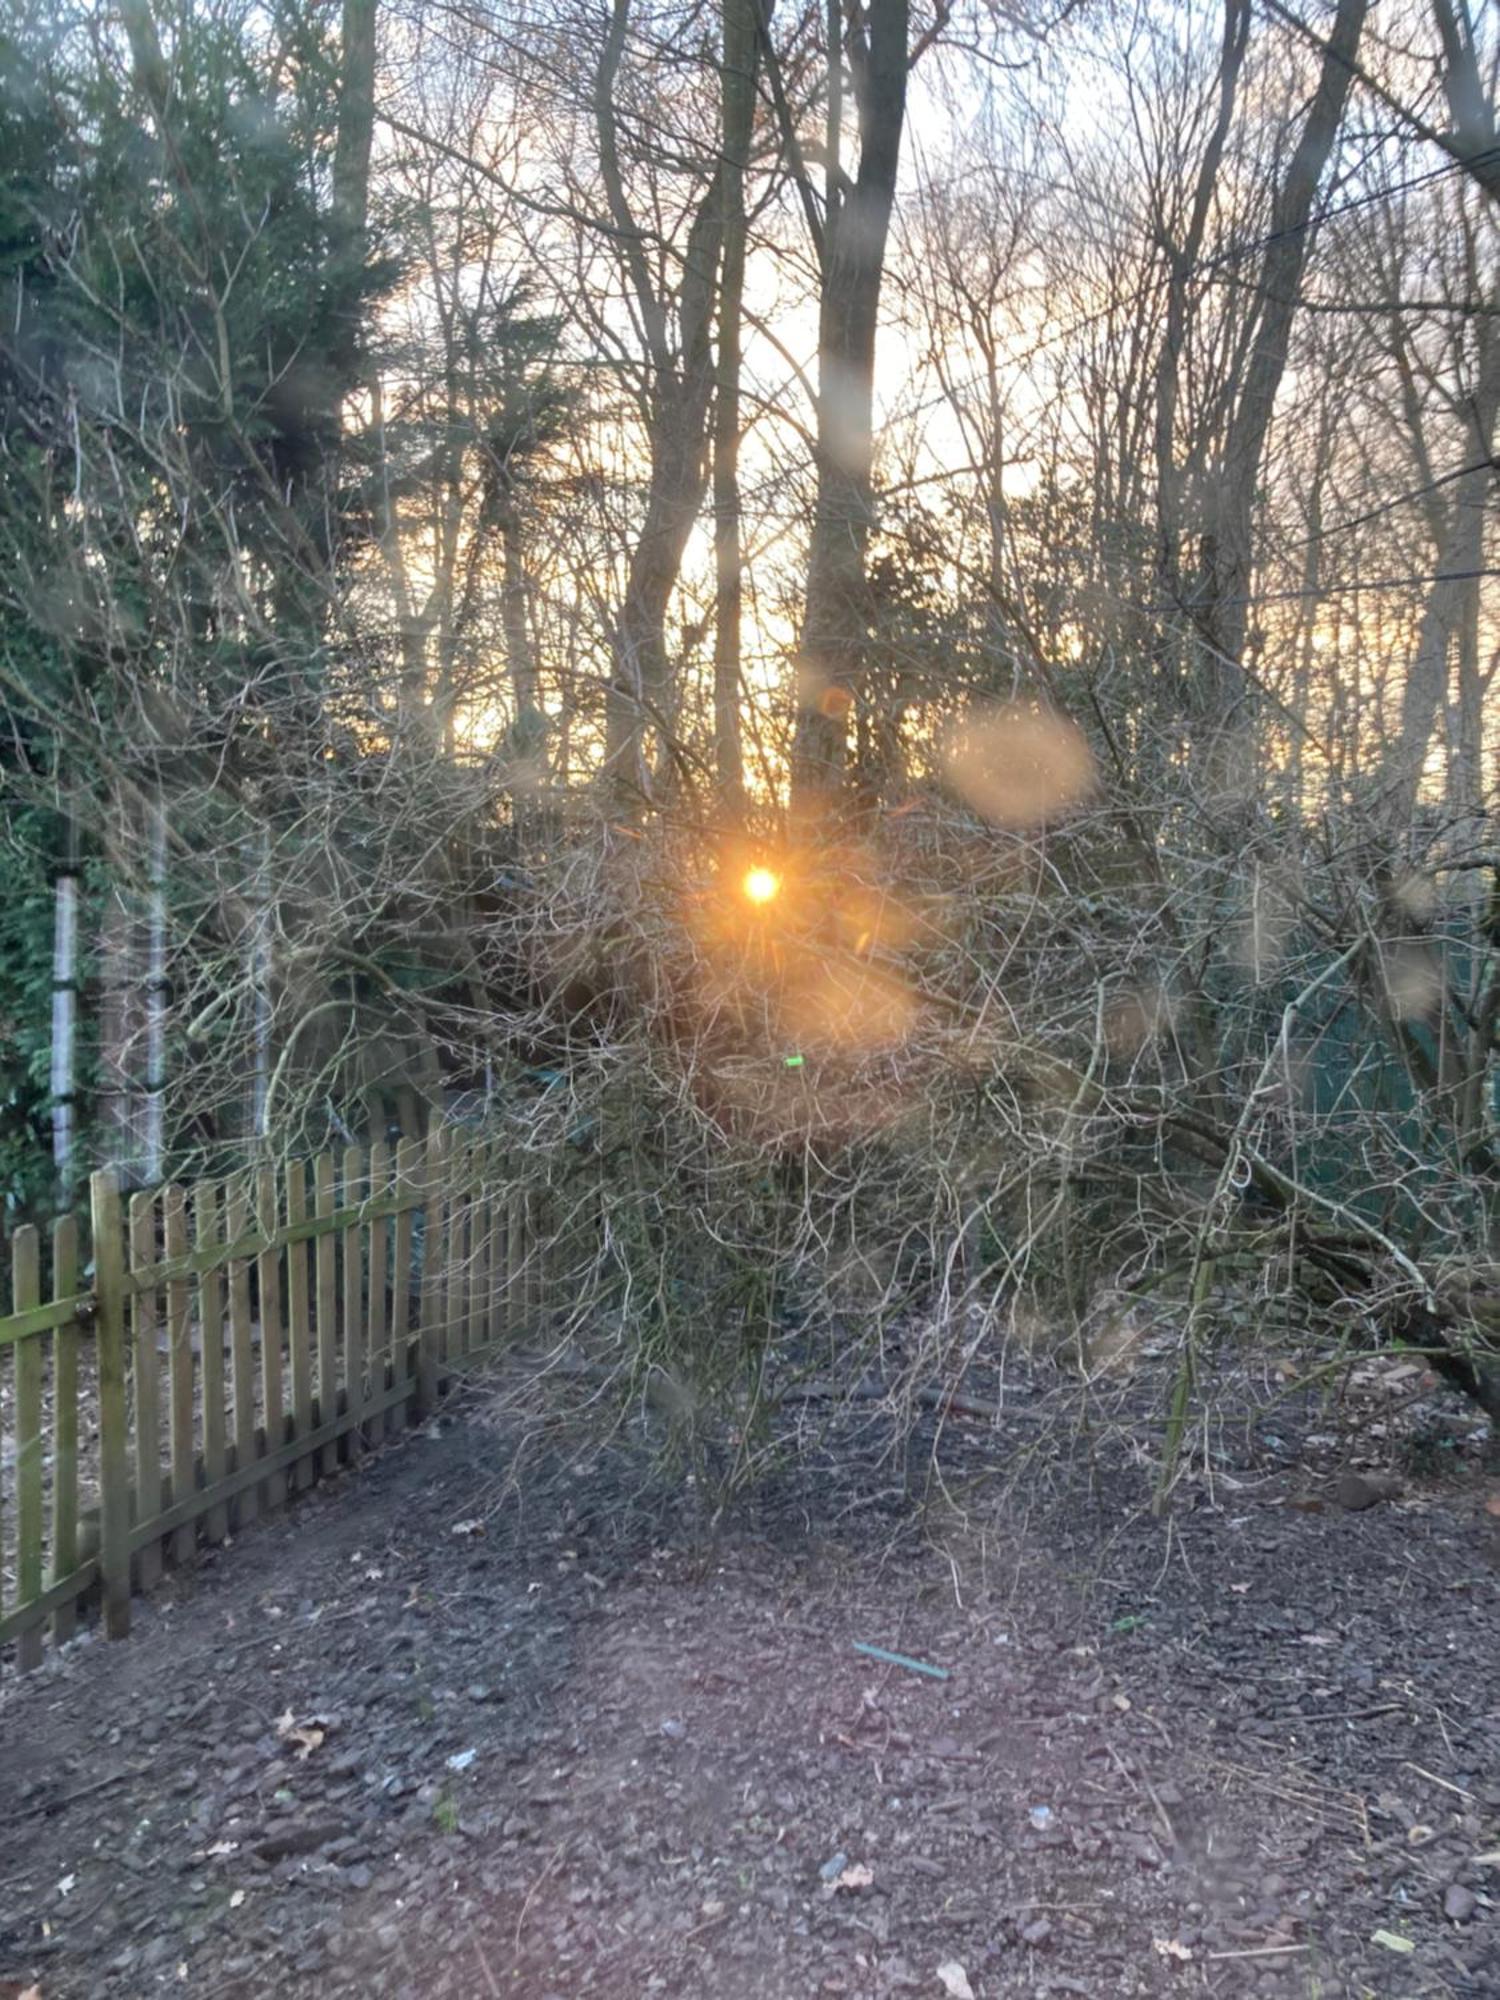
[1335,1470,1402,1511]
[1444,1884,1478,1923]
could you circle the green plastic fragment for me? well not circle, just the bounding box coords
[852,1641,949,1680]
[784,1053,805,1068]
[1371,1930,1415,1954]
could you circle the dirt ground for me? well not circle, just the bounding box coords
[1,1354,1498,2000]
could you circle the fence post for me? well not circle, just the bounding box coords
[13,1226,43,1670]
[91,1170,132,1641]
[51,1215,80,1646]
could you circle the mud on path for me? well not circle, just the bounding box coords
[1,1383,1498,2000]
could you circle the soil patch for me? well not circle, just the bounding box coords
[1,1368,1497,1998]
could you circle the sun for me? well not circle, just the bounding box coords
[743,866,781,906]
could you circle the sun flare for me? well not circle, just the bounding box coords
[743,866,781,906]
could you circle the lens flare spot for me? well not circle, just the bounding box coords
[942,703,1095,830]
[743,866,781,906]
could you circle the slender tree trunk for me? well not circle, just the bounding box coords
[249,824,273,1148]
[334,0,377,239]
[594,0,725,803]
[502,502,538,728]
[1196,0,1369,706]
[1153,0,1250,619]
[603,413,715,797]
[1389,326,1500,828]
[789,0,910,820]
[141,799,168,1184]
[712,0,758,820]
[50,849,79,1201]
[98,804,139,1179]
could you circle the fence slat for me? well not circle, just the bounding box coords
[507,1164,525,1332]
[164,1187,194,1565]
[51,1215,80,1647]
[195,1182,228,1545]
[91,1171,131,1640]
[129,1193,164,1592]
[367,1140,390,1444]
[391,1137,417,1433]
[13,1227,43,1670]
[226,1174,257,1529]
[449,1137,470,1368]
[469,1160,489,1363]
[127,1374,412,1549]
[285,1159,315,1491]
[342,1145,365,1460]
[315,1154,338,1475]
[256,1164,287,1512]
[485,1148,505,1352]
[417,1125,445,1413]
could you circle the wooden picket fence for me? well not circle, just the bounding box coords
[0,1125,547,1674]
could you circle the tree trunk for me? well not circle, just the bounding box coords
[712,0,759,821]
[141,799,168,1184]
[334,0,377,240]
[50,853,79,1201]
[594,0,725,803]
[1388,328,1500,829]
[789,0,911,821]
[1195,0,1370,709]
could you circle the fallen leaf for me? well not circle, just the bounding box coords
[1484,1496,1500,1518]
[1152,1937,1194,1962]
[834,1862,874,1892]
[1229,1581,1252,1595]
[283,1727,324,1760]
[936,1962,975,2000]
[451,1518,485,1537]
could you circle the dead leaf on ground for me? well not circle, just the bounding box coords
[1153,1937,1195,1961]
[275,1710,328,1759]
[834,1862,874,1892]
[936,1962,975,2000]
[1483,1495,1500,1518]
